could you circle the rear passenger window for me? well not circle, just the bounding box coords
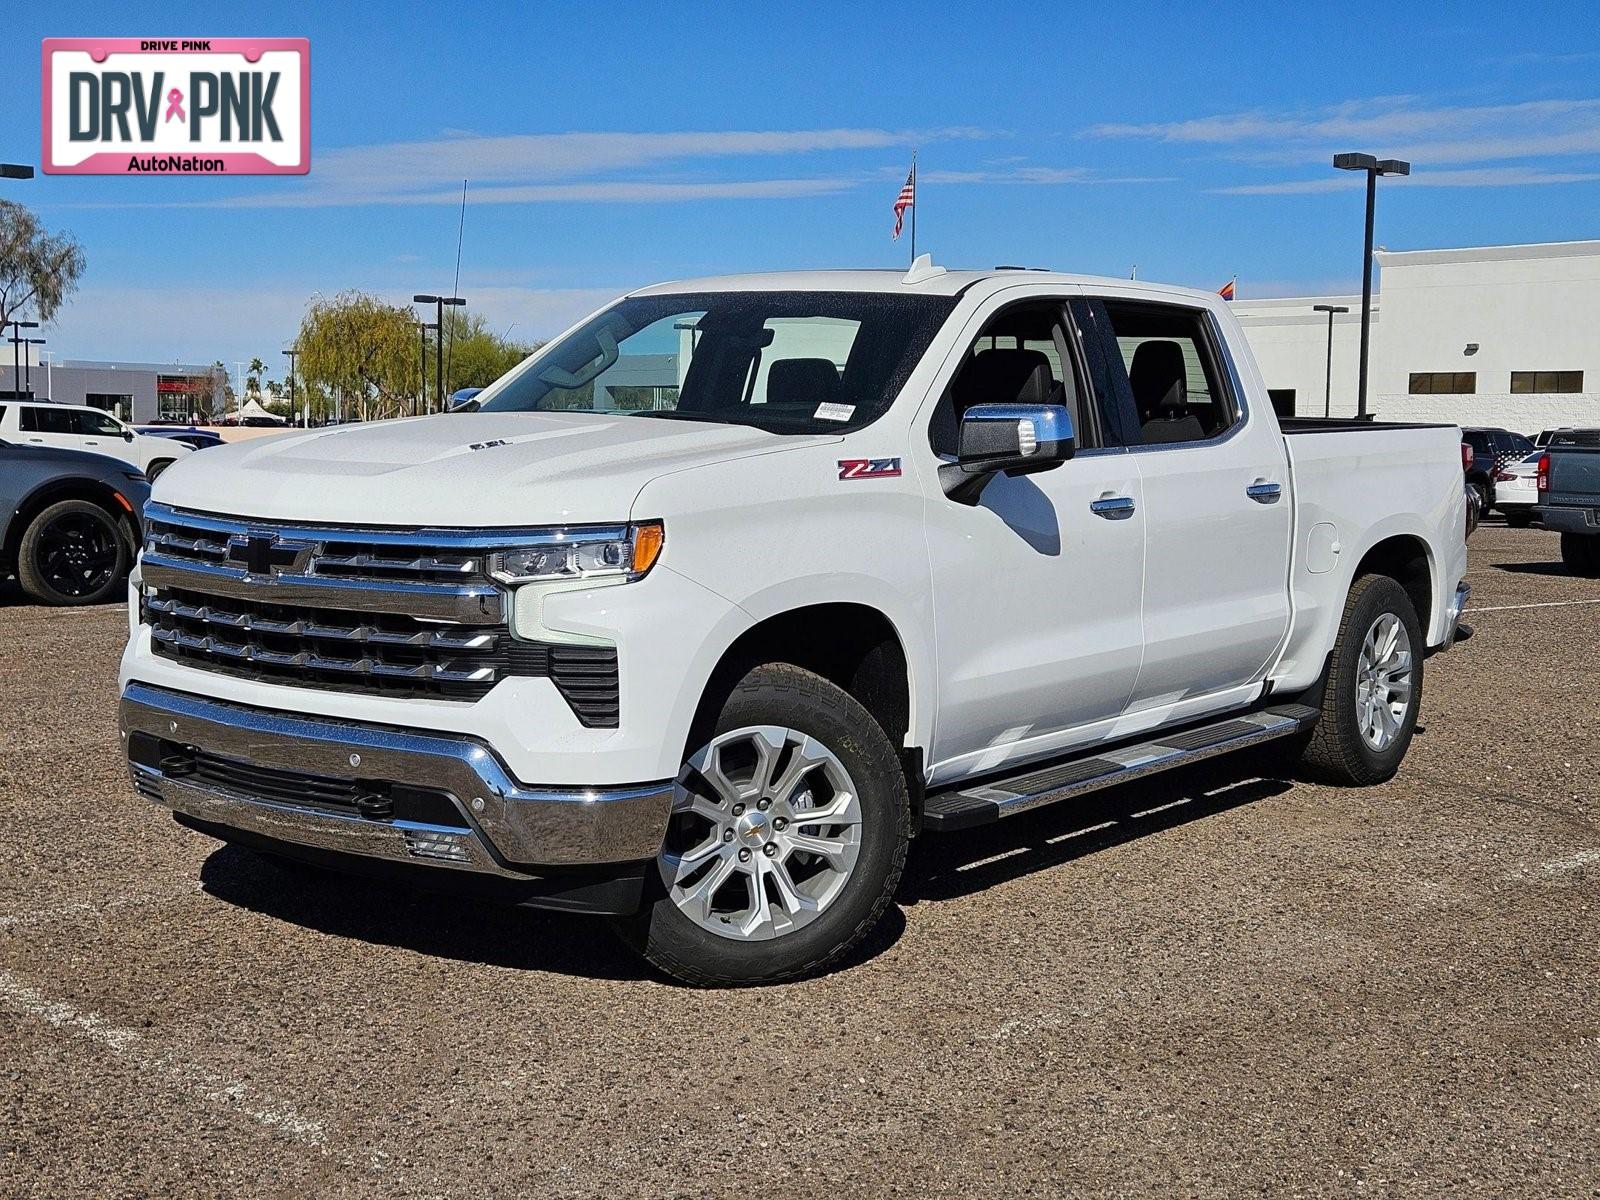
[1094,302,1238,446]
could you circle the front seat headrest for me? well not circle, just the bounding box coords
[766,357,840,408]
[954,348,1055,410]
[1128,340,1189,417]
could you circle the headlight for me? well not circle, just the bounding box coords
[488,521,663,584]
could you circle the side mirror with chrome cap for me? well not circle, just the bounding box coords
[940,403,1075,505]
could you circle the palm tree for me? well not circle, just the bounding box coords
[246,356,266,399]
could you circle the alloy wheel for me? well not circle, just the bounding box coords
[660,725,863,941]
[1355,612,1414,750]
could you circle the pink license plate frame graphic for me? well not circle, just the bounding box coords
[42,38,310,175]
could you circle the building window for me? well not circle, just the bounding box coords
[1409,372,1476,395]
[1511,371,1583,394]
[86,392,134,421]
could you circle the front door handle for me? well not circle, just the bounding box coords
[1246,480,1283,504]
[1090,495,1136,520]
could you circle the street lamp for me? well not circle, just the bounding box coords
[6,319,39,397]
[1333,152,1409,419]
[416,320,439,415]
[20,337,46,397]
[0,164,34,180]
[282,348,300,426]
[1312,304,1350,419]
[413,294,465,413]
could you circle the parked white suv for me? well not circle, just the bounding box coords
[0,401,194,479]
[119,264,1470,985]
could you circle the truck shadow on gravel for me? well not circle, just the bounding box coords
[196,845,659,981]
[1493,560,1572,577]
[899,754,1295,904]
[193,752,1295,981]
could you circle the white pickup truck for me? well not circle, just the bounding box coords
[119,263,1470,985]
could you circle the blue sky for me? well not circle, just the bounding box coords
[5,0,1600,375]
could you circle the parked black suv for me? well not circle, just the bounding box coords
[1463,427,1535,513]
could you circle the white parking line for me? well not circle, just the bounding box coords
[1469,598,1600,613]
[0,970,327,1146]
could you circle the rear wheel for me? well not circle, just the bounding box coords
[1561,532,1600,578]
[613,663,910,986]
[16,499,130,606]
[1503,509,1532,529]
[1295,574,1423,786]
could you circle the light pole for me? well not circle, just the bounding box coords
[282,348,300,425]
[20,337,45,397]
[41,350,54,402]
[1312,303,1349,418]
[7,319,39,396]
[1333,153,1409,419]
[417,321,438,415]
[414,294,465,413]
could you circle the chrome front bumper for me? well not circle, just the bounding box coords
[119,683,673,877]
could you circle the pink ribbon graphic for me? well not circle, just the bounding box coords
[164,88,185,123]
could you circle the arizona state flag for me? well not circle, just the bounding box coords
[1219,278,1236,301]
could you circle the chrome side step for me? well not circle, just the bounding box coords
[922,704,1319,832]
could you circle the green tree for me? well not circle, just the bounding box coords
[0,200,86,336]
[440,310,536,394]
[298,291,421,421]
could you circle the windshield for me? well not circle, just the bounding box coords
[478,290,956,434]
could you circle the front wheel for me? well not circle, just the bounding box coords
[1561,533,1600,578]
[145,458,175,482]
[613,663,910,986]
[1295,574,1423,786]
[16,498,131,606]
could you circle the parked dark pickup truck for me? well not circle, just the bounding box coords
[1537,437,1600,576]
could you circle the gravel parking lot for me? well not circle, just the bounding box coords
[2,522,1596,1199]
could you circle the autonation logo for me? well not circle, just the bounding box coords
[42,38,309,175]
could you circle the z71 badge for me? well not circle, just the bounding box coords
[837,458,902,480]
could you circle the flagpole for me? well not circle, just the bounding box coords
[909,150,917,267]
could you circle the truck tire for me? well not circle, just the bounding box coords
[16,498,130,607]
[146,459,175,482]
[613,663,910,986]
[1561,533,1600,578]
[1296,574,1423,786]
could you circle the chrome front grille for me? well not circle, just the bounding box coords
[139,504,621,723]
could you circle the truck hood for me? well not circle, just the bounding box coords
[152,411,833,526]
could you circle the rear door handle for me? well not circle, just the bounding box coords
[1090,495,1136,520]
[1246,480,1282,504]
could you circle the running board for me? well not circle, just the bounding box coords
[922,704,1319,832]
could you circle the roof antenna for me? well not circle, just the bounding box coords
[902,252,945,285]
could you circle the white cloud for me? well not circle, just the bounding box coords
[1212,166,1600,195]
[1086,97,1600,166]
[60,126,998,210]
[38,282,623,368]
[917,166,1173,185]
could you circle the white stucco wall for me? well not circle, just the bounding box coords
[1237,240,1600,434]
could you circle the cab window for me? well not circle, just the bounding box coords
[929,300,1090,457]
[1090,301,1239,446]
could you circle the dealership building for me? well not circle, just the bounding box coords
[0,355,227,424]
[1234,239,1600,434]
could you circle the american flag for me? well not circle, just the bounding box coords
[892,163,916,240]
